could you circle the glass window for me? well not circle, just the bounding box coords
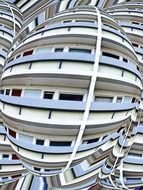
[9,129,16,138]
[123,58,128,62]
[124,96,132,103]
[11,89,22,97]
[87,138,99,144]
[0,90,4,94]
[24,89,41,98]
[12,174,21,178]
[43,91,54,99]
[69,48,91,54]
[132,43,138,47]
[5,89,10,95]
[3,154,9,159]
[12,154,19,160]
[19,133,33,143]
[116,97,122,103]
[102,52,119,59]
[34,167,41,171]
[128,153,142,158]
[55,48,63,52]
[59,93,83,101]
[36,47,51,53]
[23,50,33,56]
[95,96,113,102]
[50,141,71,146]
[36,139,44,145]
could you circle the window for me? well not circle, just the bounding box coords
[132,43,138,47]
[23,50,33,56]
[87,138,99,144]
[2,177,8,180]
[34,167,41,171]
[12,154,19,160]
[131,97,136,103]
[12,174,21,178]
[0,90,4,94]
[50,141,71,146]
[55,48,63,52]
[116,97,122,103]
[132,21,139,25]
[59,93,83,101]
[24,89,41,98]
[16,54,21,59]
[123,58,128,62]
[3,154,9,159]
[76,20,94,23]
[11,89,22,97]
[102,52,119,59]
[43,91,54,99]
[95,96,113,102]
[63,20,72,23]
[124,96,132,103]
[69,48,91,54]
[36,139,44,145]
[128,153,142,158]
[9,129,16,138]
[36,47,51,54]
[5,89,10,95]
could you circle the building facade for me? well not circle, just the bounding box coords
[0,0,143,190]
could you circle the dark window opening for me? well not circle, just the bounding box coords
[63,20,72,23]
[131,97,136,103]
[123,58,128,62]
[43,91,54,99]
[23,50,33,56]
[16,54,21,59]
[0,90,4,94]
[9,129,16,138]
[59,94,83,101]
[36,139,44,145]
[50,141,71,146]
[2,177,8,180]
[11,89,22,97]
[132,43,138,47]
[12,174,21,178]
[12,154,18,160]
[87,138,99,144]
[69,48,91,54]
[55,48,63,52]
[102,52,119,59]
[5,89,10,95]
[3,154,9,159]
[34,167,41,171]
[132,22,139,25]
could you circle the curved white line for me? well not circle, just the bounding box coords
[62,6,102,172]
